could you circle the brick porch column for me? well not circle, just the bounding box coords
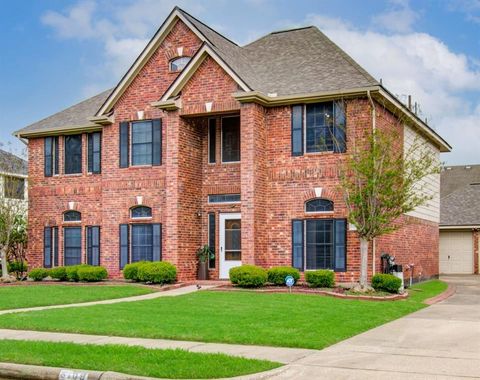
[240,103,267,266]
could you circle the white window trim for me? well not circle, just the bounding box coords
[130,120,154,167]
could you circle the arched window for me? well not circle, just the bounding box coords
[63,210,81,222]
[169,56,191,72]
[131,206,152,219]
[305,199,334,213]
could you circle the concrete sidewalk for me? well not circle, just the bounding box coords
[0,329,317,364]
[255,275,480,379]
[0,285,211,316]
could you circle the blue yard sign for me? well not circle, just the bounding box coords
[285,275,295,292]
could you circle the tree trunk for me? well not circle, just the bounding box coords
[1,247,8,279]
[359,238,369,288]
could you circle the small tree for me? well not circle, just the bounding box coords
[340,127,439,288]
[0,147,28,280]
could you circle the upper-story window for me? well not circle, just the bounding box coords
[119,120,162,168]
[88,132,102,174]
[305,198,334,213]
[64,134,83,174]
[221,116,240,163]
[3,176,25,200]
[291,101,346,156]
[131,206,152,219]
[63,210,81,222]
[169,57,191,72]
[44,136,59,177]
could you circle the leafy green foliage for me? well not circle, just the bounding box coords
[136,262,177,284]
[305,270,335,288]
[341,128,440,241]
[267,266,300,286]
[77,266,108,282]
[28,268,49,282]
[66,265,91,282]
[229,265,267,288]
[196,245,214,263]
[8,260,28,280]
[49,267,68,281]
[371,274,402,293]
[123,261,147,281]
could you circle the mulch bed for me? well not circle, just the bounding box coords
[209,284,408,301]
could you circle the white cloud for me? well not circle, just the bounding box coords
[305,13,480,164]
[371,0,419,33]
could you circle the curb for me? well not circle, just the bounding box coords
[424,283,456,305]
[0,362,161,380]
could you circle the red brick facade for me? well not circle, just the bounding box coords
[26,19,440,282]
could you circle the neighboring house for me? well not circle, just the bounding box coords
[0,149,28,207]
[439,165,480,274]
[14,7,450,281]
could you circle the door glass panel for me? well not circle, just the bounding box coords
[225,219,241,261]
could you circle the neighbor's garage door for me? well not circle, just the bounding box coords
[440,231,474,274]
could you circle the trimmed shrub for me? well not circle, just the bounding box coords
[267,266,300,286]
[137,262,177,284]
[305,270,335,288]
[371,274,402,294]
[8,261,28,274]
[123,261,148,282]
[28,268,49,281]
[229,265,267,288]
[77,266,108,282]
[66,264,90,282]
[49,267,68,281]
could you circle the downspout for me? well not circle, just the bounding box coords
[367,90,376,276]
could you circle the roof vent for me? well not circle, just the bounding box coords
[445,167,452,170]
[466,166,472,169]
[470,183,480,186]
[267,93,278,97]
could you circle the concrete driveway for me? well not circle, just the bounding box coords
[262,275,480,380]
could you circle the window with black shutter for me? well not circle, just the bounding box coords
[64,134,83,174]
[292,218,346,272]
[119,224,129,269]
[121,120,162,167]
[44,227,59,268]
[208,119,216,163]
[44,136,59,176]
[208,213,215,268]
[221,116,240,162]
[120,223,162,269]
[88,132,102,174]
[86,226,100,266]
[64,227,82,266]
[291,101,346,155]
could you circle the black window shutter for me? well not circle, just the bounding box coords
[44,137,53,177]
[53,227,59,267]
[88,134,94,173]
[152,224,161,261]
[333,101,346,153]
[208,213,215,268]
[152,119,162,166]
[119,122,130,168]
[291,105,304,156]
[87,226,100,266]
[44,227,52,268]
[54,137,59,175]
[208,119,216,164]
[292,220,304,271]
[334,219,347,271]
[119,224,129,269]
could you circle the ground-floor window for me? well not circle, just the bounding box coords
[292,219,346,272]
[43,226,59,268]
[64,227,82,266]
[120,223,161,269]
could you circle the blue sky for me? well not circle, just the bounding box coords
[1,0,479,164]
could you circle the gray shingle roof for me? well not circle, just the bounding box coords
[440,165,480,226]
[15,89,112,137]
[16,8,379,137]
[0,149,28,176]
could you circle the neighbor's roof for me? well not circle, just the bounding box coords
[0,149,28,176]
[440,165,480,226]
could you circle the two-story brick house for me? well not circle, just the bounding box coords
[15,7,450,281]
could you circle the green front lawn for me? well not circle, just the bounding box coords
[0,340,279,379]
[0,280,446,350]
[0,284,154,310]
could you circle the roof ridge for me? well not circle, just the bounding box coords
[176,7,239,48]
[243,25,315,47]
[310,27,378,85]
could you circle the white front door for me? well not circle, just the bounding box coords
[219,213,242,279]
